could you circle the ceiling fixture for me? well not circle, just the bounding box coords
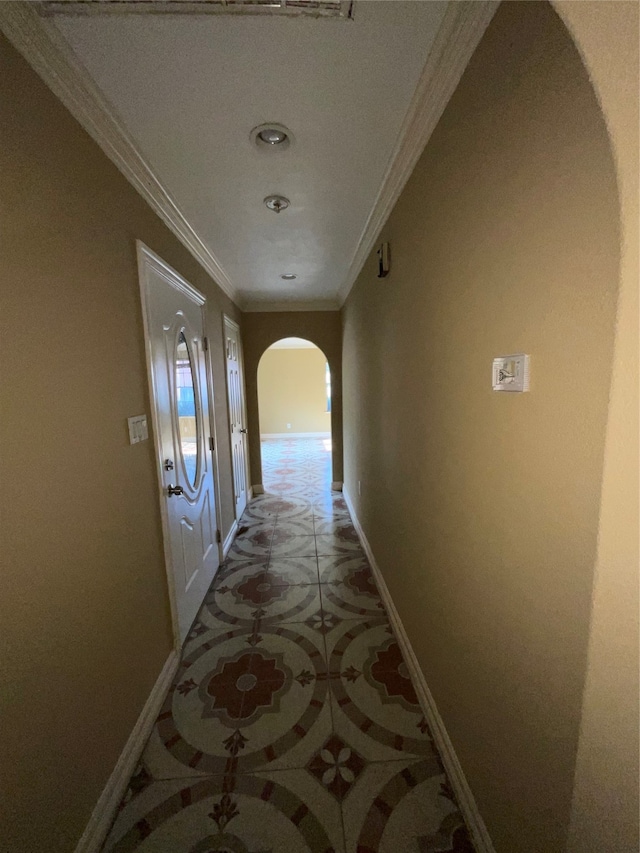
[281,274,297,280]
[259,128,287,145]
[260,128,286,145]
[250,123,292,152]
[264,195,290,214]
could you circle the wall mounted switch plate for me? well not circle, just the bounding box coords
[492,354,530,392]
[128,414,149,444]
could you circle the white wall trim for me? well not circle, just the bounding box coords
[261,432,331,439]
[331,481,343,492]
[343,486,497,853]
[0,2,238,306]
[337,0,499,306]
[222,519,238,558]
[73,650,179,853]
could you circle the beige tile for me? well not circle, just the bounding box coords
[341,760,467,853]
[111,438,472,853]
[104,771,346,852]
[270,535,317,559]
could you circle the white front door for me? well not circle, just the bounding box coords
[138,244,219,646]
[224,316,248,520]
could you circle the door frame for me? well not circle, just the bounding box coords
[202,306,226,567]
[222,313,250,519]
[137,241,223,651]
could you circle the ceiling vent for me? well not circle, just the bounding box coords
[40,0,355,18]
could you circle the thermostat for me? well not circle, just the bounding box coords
[492,354,530,392]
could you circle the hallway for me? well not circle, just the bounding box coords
[2,3,637,850]
[103,439,472,852]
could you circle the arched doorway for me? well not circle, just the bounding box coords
[257,337,332,497]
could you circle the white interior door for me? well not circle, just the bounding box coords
[139,244,219,646]
[224,316,248,520]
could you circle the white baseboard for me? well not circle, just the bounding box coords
[260,432,331,439]
[331,481,343,492]
[74,650,179,853]
[343,487,496,853]
[252,484,265,496]
[222,519,238,557]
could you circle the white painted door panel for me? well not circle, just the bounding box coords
[139,245,219,646]
[224,316,248,520]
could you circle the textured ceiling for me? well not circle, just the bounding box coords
[51,1,448,308]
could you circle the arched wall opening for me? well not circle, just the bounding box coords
[257,337,333,495]
[241,312,343,492]
[551,5,639,852]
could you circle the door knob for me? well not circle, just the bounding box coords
[240,428,248,434]
[167,484,184,497]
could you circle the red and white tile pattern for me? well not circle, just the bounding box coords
[103,438,474,852]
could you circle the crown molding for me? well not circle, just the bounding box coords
[0,2,238,305]
[242,299,340,313]
[337,0,499,307]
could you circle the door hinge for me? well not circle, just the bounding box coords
[209,436,214,452]
[203,336,209,351]
[216,529,221,544]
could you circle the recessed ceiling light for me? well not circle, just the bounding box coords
[259,127,287,145]
[250,123,293,152]
[281,273,297,280]
[264,195,290,213]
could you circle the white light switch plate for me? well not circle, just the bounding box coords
[127,414,149,444]
[492,354,530,392]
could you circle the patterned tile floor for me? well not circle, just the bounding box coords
[104,438,474,852]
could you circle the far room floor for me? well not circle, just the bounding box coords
[261,435,333,498]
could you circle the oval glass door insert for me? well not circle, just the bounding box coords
[175,331,199,487]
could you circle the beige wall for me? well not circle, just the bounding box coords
[552,3,639,852]
[341,3,628,851]
[258,346,331,435]
[0,36,240,852]
[242,312,342,486]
